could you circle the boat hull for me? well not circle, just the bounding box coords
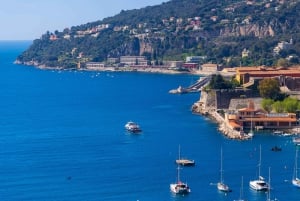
[170,183,191,194]
[292,178,300,188]
[249,180,269,191]
[217,182,231,192]
[175,159,195,166]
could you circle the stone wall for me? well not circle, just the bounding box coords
[215,89,260,109]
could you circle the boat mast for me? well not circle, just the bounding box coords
[294,148,298,180]
[220,148,224,183]
[267,167,271,201]
[240,176,244,200]
[258,145,262,179]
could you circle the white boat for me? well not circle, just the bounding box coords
[125,121,141,133]
[234,176,246,201]
[170,165,191,194]
[293,137,300,146]
[292,148,300,188]
[249,145,269,191]
[217,148,231,192]
[175,145,195,166]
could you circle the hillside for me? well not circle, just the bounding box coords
[16,0,300,69]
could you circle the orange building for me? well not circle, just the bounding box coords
[235,66,300,84]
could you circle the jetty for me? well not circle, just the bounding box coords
[169,76,211,94]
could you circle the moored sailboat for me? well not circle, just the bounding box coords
[234,176,246,201]
[170,165,191,194]
[292,148,300,188]
[249,145,269,191]
[217,148,231,192]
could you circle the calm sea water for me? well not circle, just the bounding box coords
[0,41,298,201]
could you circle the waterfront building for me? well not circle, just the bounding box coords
[226,100,298,131]
[120,56,148,66]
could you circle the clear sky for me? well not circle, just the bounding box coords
[0,0,167,40]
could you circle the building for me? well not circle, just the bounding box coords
[227,100,298,131]
[273,39,293,55]
[186,56,206,63]
[235,66,300,85]
[242,48,250,58]
[120,56,148,66]
[163,61,183,69]
[201,63,222,72]
[182,63,199,70]
[86,62,105,69]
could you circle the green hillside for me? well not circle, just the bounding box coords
[17,0,300,68]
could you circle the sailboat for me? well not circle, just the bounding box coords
[175,145,195,166]
[170,165,191,194]
[267,167,277,201]
[234,176,246,201]
[217,148,231,192]
[292,148,300,188]
[249,145,269,191]
[247,115,254,137]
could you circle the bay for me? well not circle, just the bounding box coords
[0,41,298,201]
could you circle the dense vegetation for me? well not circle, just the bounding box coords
[17,0,300,68]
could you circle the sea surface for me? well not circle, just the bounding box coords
[0,41,299,201]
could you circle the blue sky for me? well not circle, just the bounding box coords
[0,0,166,40]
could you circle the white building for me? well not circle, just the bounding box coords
[120,56,148,66]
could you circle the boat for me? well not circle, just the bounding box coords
[292,148,300,188]
[217,148,231,192]
[234,176,246,201]
[125,121,142,133]
[271,146,282,152]
[175,145,195,166]
[170,165,191,194]
[248,116,254,137]
[293,137,300,146]
[273,130,283,135]
[249,145,269,191]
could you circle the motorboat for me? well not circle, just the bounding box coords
[249,145,269,191]
[125,121,141,133]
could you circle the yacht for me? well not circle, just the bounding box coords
[125,121,141,133]
[170,166,191,194]
[249,145,269,191]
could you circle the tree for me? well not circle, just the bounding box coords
[258,78,281,100]
[261,99,274,113]
[283,97,299,113]
[272,101,284,113]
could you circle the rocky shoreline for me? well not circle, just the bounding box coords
[192,101,251,140]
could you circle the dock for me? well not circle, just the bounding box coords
[169,76,211,94]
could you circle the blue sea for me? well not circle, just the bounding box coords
[0,41,298,201]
